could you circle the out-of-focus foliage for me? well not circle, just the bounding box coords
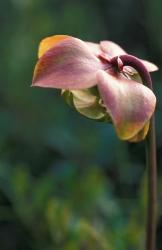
[0,0,162,249]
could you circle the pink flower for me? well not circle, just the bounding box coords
[32,35,157,142]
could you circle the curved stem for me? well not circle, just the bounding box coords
[111,55,157,250]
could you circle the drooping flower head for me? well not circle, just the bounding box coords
[32,35,158,142]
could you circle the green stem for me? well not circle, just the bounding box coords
[145,115,157,250]
[111,55,157,250]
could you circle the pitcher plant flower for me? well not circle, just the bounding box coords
[32,35,158,142]
[32,34,158,250]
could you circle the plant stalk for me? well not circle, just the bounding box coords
[111,55,157,250]
[145,114,157,250]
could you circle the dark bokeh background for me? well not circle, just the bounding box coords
[0,0,162,249]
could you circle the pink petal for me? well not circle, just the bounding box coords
[97,70,156,140]
[100,41,126,57]
[32,37,106,90]
[38,35,70,58]
[85,42,102,57]
[141,59,158,72]
[128,121,150,142]
[123,60,158,76]
[100,41,158,72]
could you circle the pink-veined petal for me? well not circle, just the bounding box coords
[97,70,156,140]
[32,37,106,90]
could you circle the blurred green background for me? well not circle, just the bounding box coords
[0,0,162,249]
